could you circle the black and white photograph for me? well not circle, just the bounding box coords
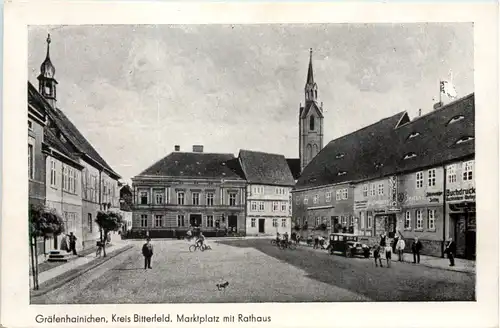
[27,22,476,304]
[2,2,499,328]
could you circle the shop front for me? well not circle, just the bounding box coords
[446,187,476,260]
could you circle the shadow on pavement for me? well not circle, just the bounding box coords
[219,239,475,302]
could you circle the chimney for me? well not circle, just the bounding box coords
[174,145,180,151]
[192,145,204,153]
[418,109,422,117]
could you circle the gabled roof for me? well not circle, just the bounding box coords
[296,111,408,189]
[296,93,475,190]
[136,152,245,180]
[286,158,301,180]
[300,101,324,119]
[43,128,81,164]
[393,93,474,173]
[238,150,295,187]
[28,82,121,180]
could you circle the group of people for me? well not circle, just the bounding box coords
[276,232,290,247]
[373,232,456,268]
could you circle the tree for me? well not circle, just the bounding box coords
[95,211,123,257]
[29,204,65,290]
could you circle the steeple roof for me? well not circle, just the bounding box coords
[39,34,56,79]
[306,48,314,85]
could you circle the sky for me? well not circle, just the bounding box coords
[28,24,474,183]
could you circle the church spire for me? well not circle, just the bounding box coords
[37,33,58,108]
[304,48,318,103]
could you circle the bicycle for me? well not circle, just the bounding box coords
[278,240,296,250]
[189,243,211,252]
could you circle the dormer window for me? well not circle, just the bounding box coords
[338,171,347,176]
[309,178,317,183]
[310,115,315,131]
[335,153,345,159]
[408,132,420,140]
[448,115,465,125]
[404,153,417,160]
[456,136,474,144]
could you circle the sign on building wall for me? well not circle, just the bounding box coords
[388,175,400,212]
[446,187,476,202]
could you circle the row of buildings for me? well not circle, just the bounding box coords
[28,35,123,257]
[129,48,475,260]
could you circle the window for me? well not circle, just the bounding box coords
[310,115,315,131]
[155,192,164,204]
[155,215,163,227]
[367,214,373,229]
[206,215,214,228]
[140,191,148,205]
[341,216,347,225]
[335,153,345,159]
[404,212,411,230]
[378,184,384,196]
[295,197,300,205]
[338,171,347,176]
[177,215,185,227]
[336,190,341,201]
[426,169,436,187]
[404,153,417,160]
[272,218,278,227]
[416,172,423,188]
[62,166,68,190]
[370,184,376,196]
[50,160,56,186]
[427,210,436,230]
[177,192,185,205]
[229,193,237,206]
[463,161,474,181]
[456,136,474,144]
[251,218,256,228]
[273,201,279,212]
[281,202,287,212]
[363,185,368,197]
[192,192,199,205]
[314,217,320,226]
[303,197,308,205]
[313,195,318,204]
[140,214,148,227]
[88,213,93,233]
[447,164,457,183]
[281,219,287,228]
[259,201,265,211]
[448,115,464,125]
[415,210,423,230]
[342,189,348,200]
[326,192,331,202]
[408,132,420,139]
[28,143,35,179]
[251,201,257,211]
[28,119,33,130]
[206,193,214,206]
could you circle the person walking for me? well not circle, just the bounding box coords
[142,237,154,269]
[392,233,399,254]
[373,245,383,267]
[412,237,422,264]
[379,232,387,248]
[68,232,78,256]
[396,237,406,262]
[384,244,392,268]
[444,237,456,267]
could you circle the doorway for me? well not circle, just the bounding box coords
[258,219,265,233]
[190,214,202,227]
[228,215,237,232]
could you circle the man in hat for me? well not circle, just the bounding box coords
[142,237,154,269]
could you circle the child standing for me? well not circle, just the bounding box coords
[385,244,393,268]
[373,245,383,267]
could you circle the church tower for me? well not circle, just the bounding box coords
[37,34,58,108]
[299,49,324,172]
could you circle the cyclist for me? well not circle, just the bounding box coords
[196,232,206,249]
[275,232,281,245]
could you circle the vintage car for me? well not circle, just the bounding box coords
[328,233,370,258]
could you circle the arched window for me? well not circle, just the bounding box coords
[306,144,312,159]
[310,115,315,131]
[312,144,318,157]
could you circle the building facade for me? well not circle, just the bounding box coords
[131,146,246,237]
[238,150,295,236]
[31,34,121,253]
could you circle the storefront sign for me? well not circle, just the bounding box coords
[446,187,476,202]
[398,191,443,206]
[388,176,400,211]
[354,200,368,210]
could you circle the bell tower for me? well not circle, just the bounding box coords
[37,34,58,108]
[299,49,324,172]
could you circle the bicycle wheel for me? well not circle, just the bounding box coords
[288,242,296,250]
[200,245,206,252]
[189,245,197,252]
